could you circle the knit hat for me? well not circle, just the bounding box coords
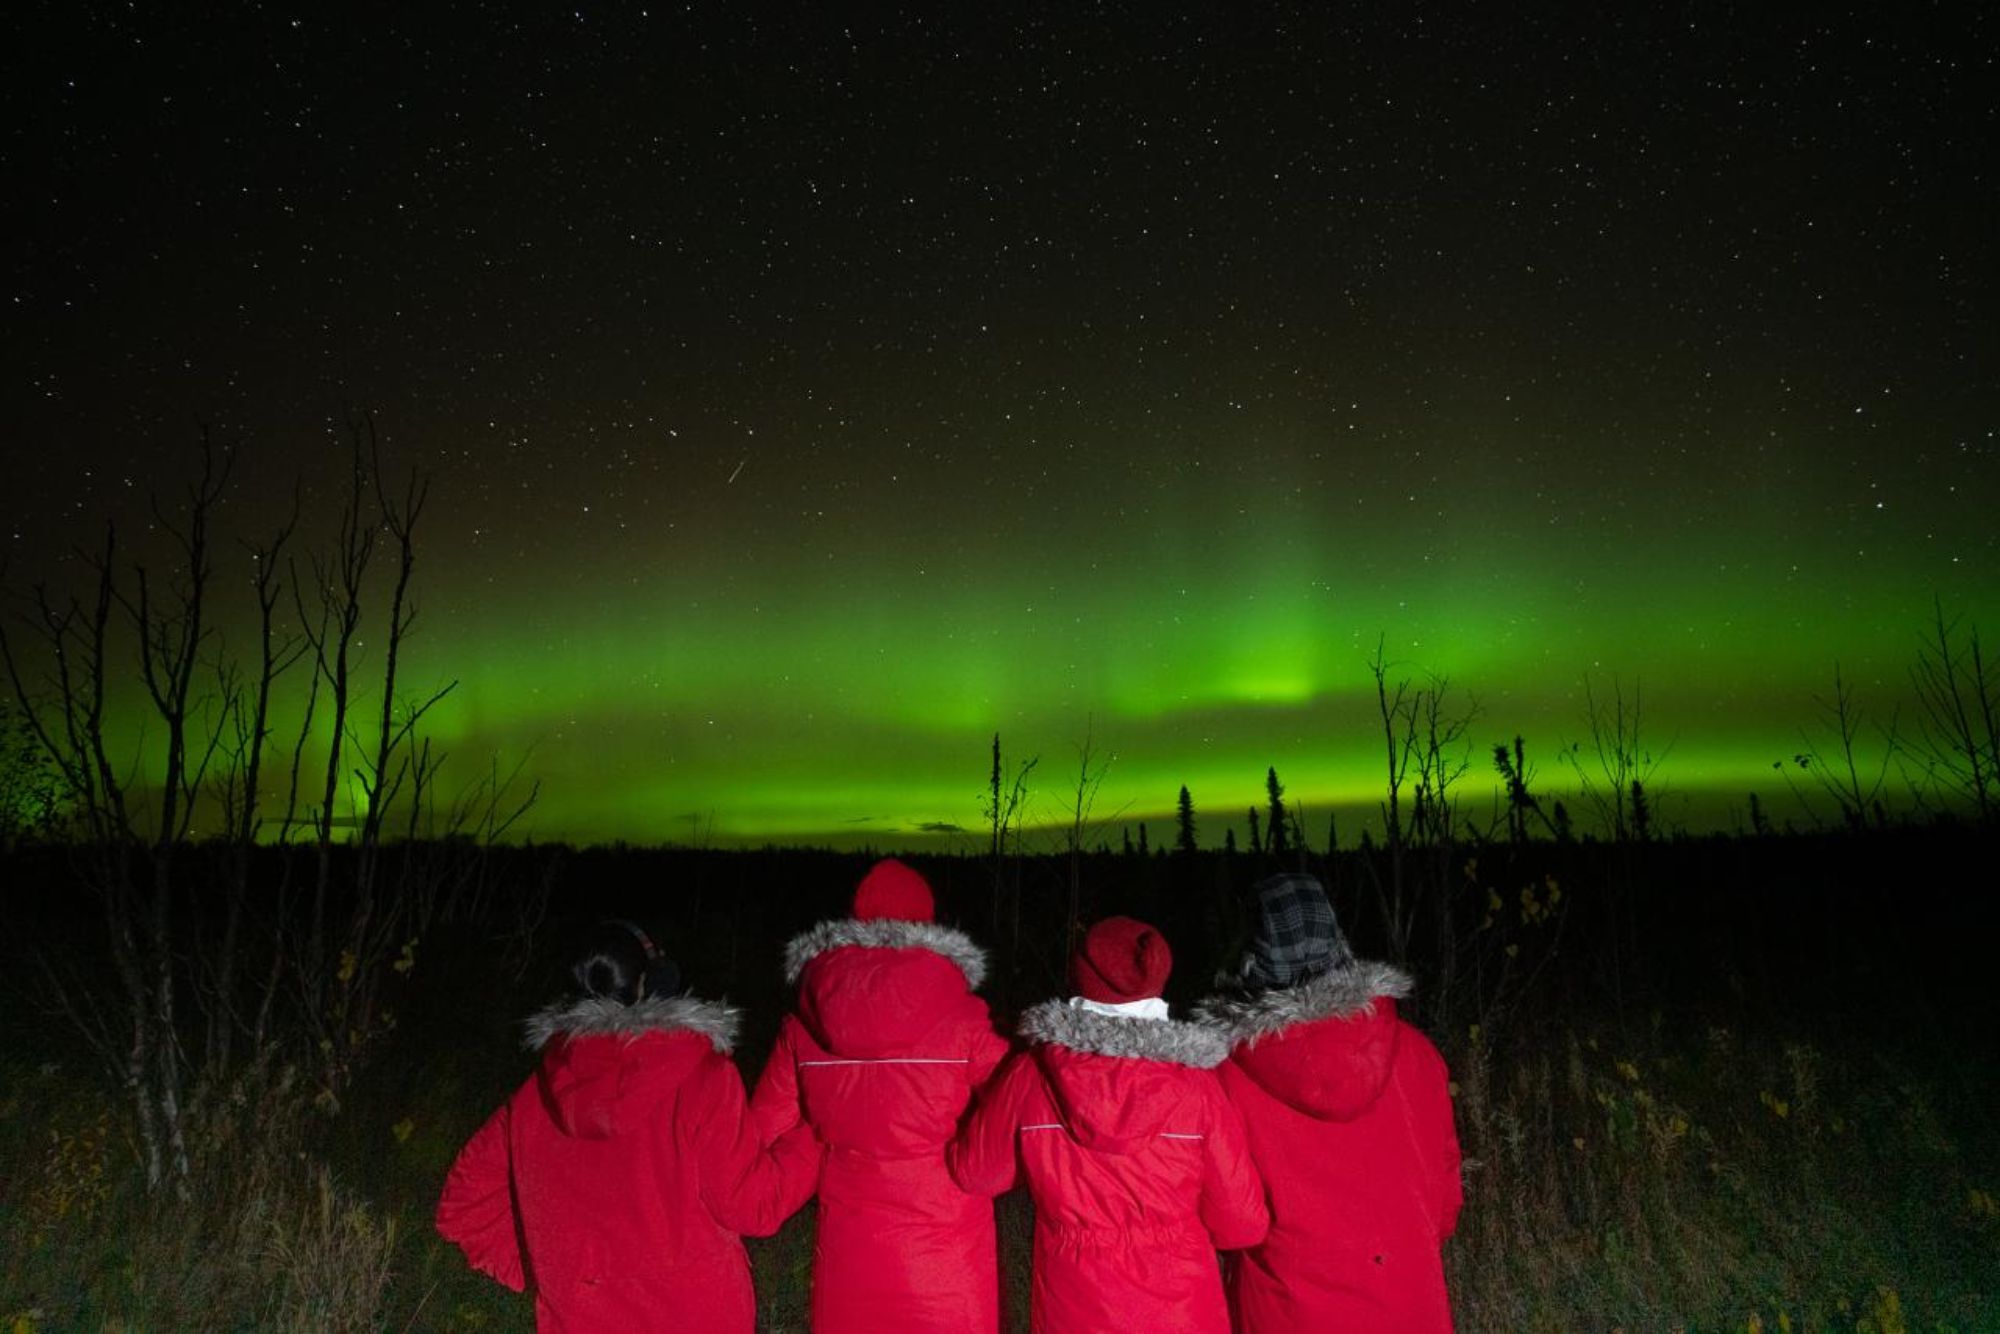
[1073,916,1174,1003]
[1243,872,1355,989]
[851,858,936,922]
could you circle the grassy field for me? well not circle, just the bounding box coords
[3,833,1995,1331]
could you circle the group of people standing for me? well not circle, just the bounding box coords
[437,859,1462,1332]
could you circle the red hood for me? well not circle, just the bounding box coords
[1195,960,1414,1122]
[784,918,989,1059]
[523,994,739,1141]
[1232,998,1402,1120]
[1018,1000,1231,1153]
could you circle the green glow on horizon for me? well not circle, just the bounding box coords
[25,408,1993,852]
[384,506,1993,847]
[7,3,1992,859]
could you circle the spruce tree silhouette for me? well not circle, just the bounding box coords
[1265,766,1290,857]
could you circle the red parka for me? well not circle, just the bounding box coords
[752,918,1010,1333]
[948,1000,1269,1334]
[436,994,820,1334]
[1196,961,1462,1332]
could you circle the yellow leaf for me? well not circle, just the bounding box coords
[336,950,357,984]
[392,1118,415,1144]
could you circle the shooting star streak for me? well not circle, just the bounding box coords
[726,457,747,484]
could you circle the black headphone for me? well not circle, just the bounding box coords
[603,918,683,999]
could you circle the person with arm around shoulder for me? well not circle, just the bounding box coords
[950,914,1268,1334]
[751,858,1011,1334]
[1195,872,1463,1332]
[436,919,820,1334]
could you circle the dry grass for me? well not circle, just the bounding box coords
[1444,1013,1996,1331]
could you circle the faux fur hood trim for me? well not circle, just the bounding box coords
[783,918,988,990]
[1018,998,1232,1069]
[1192,960,1412,1048]
[523,994,740,1054]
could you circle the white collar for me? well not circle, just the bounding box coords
[1067,995,1170,1021]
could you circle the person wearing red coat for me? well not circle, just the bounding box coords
[1195,873,1463,1332]
[949,915,1268,1334]
[752,858,1010,1333]
[436,921,820,1334]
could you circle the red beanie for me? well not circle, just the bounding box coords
[1072,916,1173,1003]
[852,858,935,922]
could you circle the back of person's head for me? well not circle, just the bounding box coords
[570,920,682,1003]
[851,857,936,922]
[1072,915,1174,1003]
[1241,872,1354,989]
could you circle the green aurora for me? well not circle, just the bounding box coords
[374,442,1992,847]
[5,7,1993,848]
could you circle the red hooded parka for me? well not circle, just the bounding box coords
[1196,961,1463,1332]
[948,1001,1269,1334]
[752,916,1010,1333]
[436,994,820,1334]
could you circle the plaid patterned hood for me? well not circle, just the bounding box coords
[1240,872,1356,988]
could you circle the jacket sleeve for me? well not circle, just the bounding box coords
[1197,1073,1269,1251]
[694,1052,823,1237]
[748,1016,804,1144]
[1413,1032,1464,1240]
[435,1098,527,1292]
[947,1049,1032,1197]
[965,1003,1012,1090]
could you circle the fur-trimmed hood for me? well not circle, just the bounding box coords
[1017,999,1231,1155]
[783,917,987,989]
[1194,961,1413,1122]
[1019,1000,1232,1069]
[1192,959,1411,1048]
[523,994,739,1142]
[784,917,993,1059]
[524,993,740,1053]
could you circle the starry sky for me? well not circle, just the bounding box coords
[4,5,1994,847]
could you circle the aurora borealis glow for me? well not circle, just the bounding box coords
[5,7,1994,847]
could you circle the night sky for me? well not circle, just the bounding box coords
[4,6,1994,847]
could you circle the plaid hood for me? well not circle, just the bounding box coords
[1240,872,1355,989]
